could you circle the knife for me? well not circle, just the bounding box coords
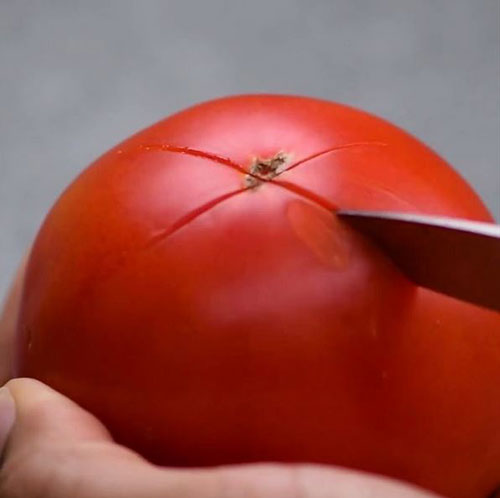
[337,210,500,312]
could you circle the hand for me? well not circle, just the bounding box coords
[0,259,440,498]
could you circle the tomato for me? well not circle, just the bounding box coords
[15,95,500,498]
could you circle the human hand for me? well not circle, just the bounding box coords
[0,260,440,498]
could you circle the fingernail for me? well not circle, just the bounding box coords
[0,386,16,454]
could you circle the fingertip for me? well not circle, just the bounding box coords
[0,386,16,457]
[5,377,69,407]
[4,378,113,452]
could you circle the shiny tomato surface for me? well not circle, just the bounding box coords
[16,96,500,498]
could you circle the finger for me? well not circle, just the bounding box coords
[199,464,442,498]
[0,255,29,384]
[0,378,166,498]
[0,379,439,498]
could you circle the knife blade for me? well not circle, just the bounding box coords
[337,210,500,312]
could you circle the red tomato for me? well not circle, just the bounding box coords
[16,95,500,498]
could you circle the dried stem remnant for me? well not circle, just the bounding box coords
[244,152,291,188]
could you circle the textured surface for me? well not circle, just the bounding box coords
[0,0,499,296]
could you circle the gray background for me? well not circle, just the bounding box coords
[1,0,499,297]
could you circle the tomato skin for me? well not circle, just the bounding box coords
[16,95,500,498]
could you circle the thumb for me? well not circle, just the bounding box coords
[0,378,211,498]
[0,378,441,498]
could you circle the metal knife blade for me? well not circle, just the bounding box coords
[337,210,500,312]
